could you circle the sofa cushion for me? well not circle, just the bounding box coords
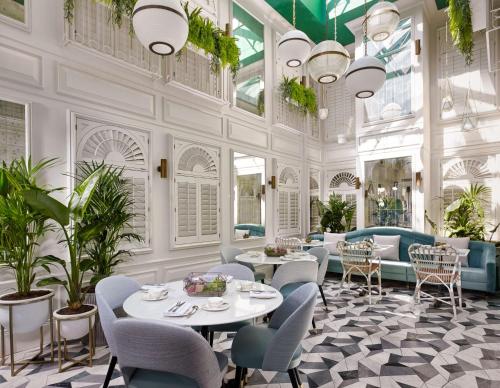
[461,267,487,283]
[436,236,470,267]
[324,233,346,255]
[374,235,400,261]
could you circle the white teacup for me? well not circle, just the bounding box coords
[238,280,253,291]
[207,297,224,308]
[147,288,164,299]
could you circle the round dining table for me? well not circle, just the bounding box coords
[236,251,317,273]
[123,280,283,339]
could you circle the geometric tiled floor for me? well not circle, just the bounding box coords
[1,276,500,388]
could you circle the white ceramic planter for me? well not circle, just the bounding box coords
[53,304,97,341]
[0,290,54,334]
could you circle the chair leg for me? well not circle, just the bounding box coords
[319,285,328,307]
[294,368,302,385]
[103,356,117,388]
[367,275,372,305]
[457,281,463,310]
[377,270,382,296]
[209,331,214,347]
[449,286,457,319]
[234,366,243,388]
[288,368,300,388]
[311,317,316,329]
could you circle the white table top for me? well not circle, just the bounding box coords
[123,280,283,327]
[236,252,317,266]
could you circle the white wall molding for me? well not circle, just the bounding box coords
[0,42,42,88]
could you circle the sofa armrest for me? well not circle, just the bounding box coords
[479,243,496,293]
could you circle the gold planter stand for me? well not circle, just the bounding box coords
[0,291,55,376]
[54,305,97,373]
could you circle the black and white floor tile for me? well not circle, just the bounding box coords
[1,277,500,388]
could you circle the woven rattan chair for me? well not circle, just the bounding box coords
[275,237,302,252]
[337,240,382,304]
[408,243,462,318]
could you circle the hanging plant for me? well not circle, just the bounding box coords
[448,0,474,65]
[279,76,317,115]
[64,0,240,77]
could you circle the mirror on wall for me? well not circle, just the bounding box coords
[232,152,266,240]
[233,2,265,117]
[0,99,27,164]
[364,157,413,228]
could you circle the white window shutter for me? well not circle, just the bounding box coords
[0,100,26,165]
[200,182,218,237]
[277,163,301,235]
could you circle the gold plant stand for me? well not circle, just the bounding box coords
[0,291,55,376]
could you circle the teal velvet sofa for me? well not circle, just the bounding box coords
[234,224,265,237]
[309,227,496,293]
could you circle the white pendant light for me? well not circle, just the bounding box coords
[132,0,189,56]
[308,0,350,84]
[277,0,311,68]
[366,1,400,42]
[345,0,386,98]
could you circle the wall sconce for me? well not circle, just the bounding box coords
[157,159,168,178]
[415,39,421,55]
[415,171,422,188]
[354,177,361,190]
[268,176,276,189]
[261,184,266,195]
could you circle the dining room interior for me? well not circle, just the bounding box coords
[1,0,500,387]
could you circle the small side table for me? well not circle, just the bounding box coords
[54,305,97,373]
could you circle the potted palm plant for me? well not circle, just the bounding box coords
[0,158,58,374]
[76,161,142,345]
[23,166,103,341]
[317,194,355,233]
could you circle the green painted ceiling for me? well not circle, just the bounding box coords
[265,1,448,45]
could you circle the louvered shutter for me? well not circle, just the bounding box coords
[0,100,26,165]
[176,178,198,242]
[290,191,299,229]
[279,191,289,229]
[75,117,151,249]
[277,164,301,235]
[200,182,218,237]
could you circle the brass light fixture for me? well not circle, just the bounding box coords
[157,159,168,178]
[268,176,276,189]
[415,171,422,188]
[355,177,361,190]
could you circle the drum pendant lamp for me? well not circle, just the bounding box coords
[345,0,386,99]
[132,0,189,56]
[277,0,311,68]
[307,0,350,84]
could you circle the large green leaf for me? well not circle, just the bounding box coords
[69,167,102,218]
[37,276,67,287]
[23,190,70,226]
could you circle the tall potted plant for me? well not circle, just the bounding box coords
[317,194,355,233]
[23,166,103,340]
[0,158,58,373]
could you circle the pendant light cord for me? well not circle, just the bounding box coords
[363,0,368,56]
[293,0,296,27]
[334,0,337,41]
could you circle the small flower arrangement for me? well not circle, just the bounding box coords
[183,272,227,297]
[264,245,287,257]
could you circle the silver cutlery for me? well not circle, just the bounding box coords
[168,301,183,312]
[171,301,185,312]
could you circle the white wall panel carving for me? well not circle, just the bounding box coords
[227,121,268,148]
[57,64,156,117]
[0,43,42,87]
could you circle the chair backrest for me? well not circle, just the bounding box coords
[271,261,318,291]
[408,243,460,285]
[220,246,244,264]
[95,275,140,356]
[307,247,329,285]
[113,318,223,388]
[263,283,318,371]
[208,263,255,281]
[337,240,374,272]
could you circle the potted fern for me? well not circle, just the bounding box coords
[23,166,103,340]
[0,158,58,371]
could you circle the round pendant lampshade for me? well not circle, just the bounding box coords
[132,0,189,56]
[366,1,400,42]
[278,30,311,68]
[307,40,350,84]
[345,55,386,98]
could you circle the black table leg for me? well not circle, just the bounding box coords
[200,326,209,340]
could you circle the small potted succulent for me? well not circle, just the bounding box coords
[24,166,103,341]
[0,158,57,361]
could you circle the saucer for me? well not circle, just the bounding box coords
[142,292,168,301]
[201,302,230,311]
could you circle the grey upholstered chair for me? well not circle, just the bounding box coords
[308,247,330,307]
[209,263,255,282]
[271,260,318,299]
[220,245,265,282]
[204,263,255,346]
[95,275,141,388]
[231,282,318,388]
[113,318,228,388]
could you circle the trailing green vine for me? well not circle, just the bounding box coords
[279,76,317,115]
[448,0,473,65]
[64,0,240,77]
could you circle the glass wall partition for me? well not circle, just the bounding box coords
[233,3,265,117]
[232,152,266,240]
[364,157,413,228]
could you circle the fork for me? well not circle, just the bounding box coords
[168,301,183,312]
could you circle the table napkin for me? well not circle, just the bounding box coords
[249,290,277,299]
[163,302,194,317]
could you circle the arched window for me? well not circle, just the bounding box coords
[277,163,301,235]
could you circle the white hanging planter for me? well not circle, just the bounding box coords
[0,289,54,334]
[53,304,97,341]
